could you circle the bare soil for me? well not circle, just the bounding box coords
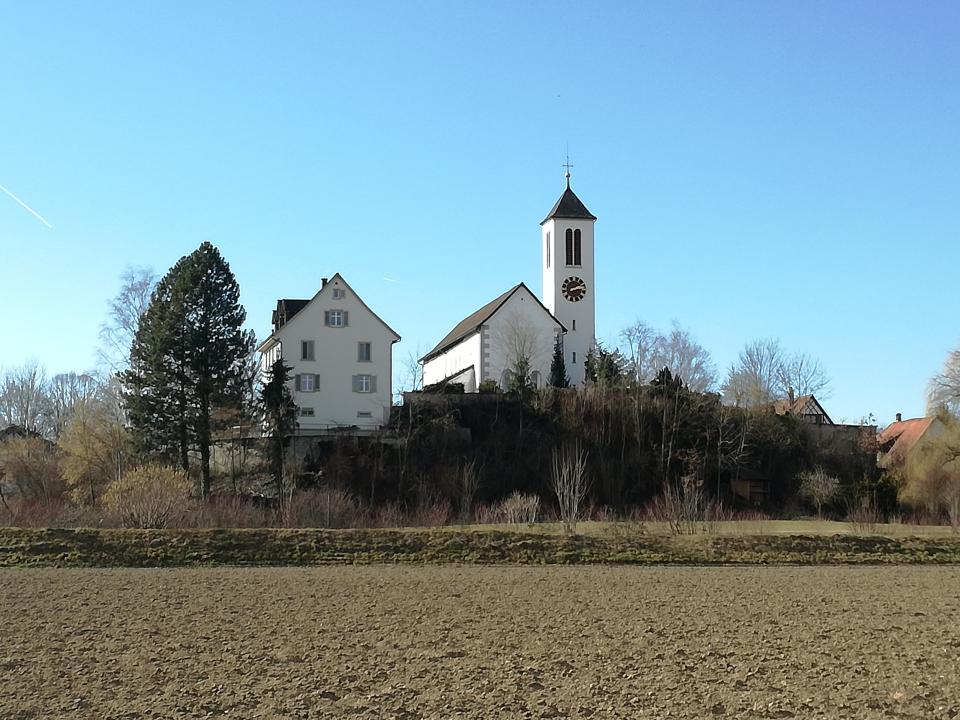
[2,566,959,719]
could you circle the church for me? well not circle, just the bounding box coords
[420,172,597,390]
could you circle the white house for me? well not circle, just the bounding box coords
[257,274,400,430]
[421,173,596,389]
[421,283,565,391]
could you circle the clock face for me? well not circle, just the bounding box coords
[561,276,587,302]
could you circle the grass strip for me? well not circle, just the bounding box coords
[2,527,960,567]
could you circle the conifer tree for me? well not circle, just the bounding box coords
[261,358,298,501]
[549,336,570,388]
[124,242,254,498]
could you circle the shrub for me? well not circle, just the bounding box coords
[798,467,840,517]
[283,487,362,528]
[497,492,540,524]
[102,465,192,528]
[1,437,64,503]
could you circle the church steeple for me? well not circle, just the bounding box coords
[540,171,596,386]
[540,182,597,225]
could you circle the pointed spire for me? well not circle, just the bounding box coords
[562,149,573,189]
[541,156,595,225]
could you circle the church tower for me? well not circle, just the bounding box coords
[541,171,596,386]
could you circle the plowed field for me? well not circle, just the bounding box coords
[2,566,958,719]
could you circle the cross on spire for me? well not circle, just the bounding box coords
[562,148,573,188]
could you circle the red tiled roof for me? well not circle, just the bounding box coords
[877,417,936,464]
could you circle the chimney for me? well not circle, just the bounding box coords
[896,412,902,423]
[321,277,329,289]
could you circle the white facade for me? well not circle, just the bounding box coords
[542,213,596,386]
[421,284,563,390]
[257,274,400,430]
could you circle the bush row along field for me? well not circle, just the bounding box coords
[3,526,960,567]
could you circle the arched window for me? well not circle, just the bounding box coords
[565,228,574,265]
[573,229,582,265]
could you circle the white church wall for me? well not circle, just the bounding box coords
[422,332,482,391]
[484,286,560,389]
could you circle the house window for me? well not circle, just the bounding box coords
[325,309,347,327]
[352,374,376,393]
[357,410,372,419]
[297,373,318,392]
[332,288,345,299]
[301,340,314,361]
[358,342,372,362]
[573,229,582,265]
[300,407,315,417]
[545,232,551,268]
[565,228,573,265]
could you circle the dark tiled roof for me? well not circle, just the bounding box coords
[541,185,596,224]
[272,298,310,330]
[421,286,519,363]
[421,283,564,363]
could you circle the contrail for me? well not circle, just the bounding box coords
[382,276,400,283]
[0,183,52,228]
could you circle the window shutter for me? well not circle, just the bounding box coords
[313,374,321,390]
[295,374,302,391]
[324,311,331,326]
[342,311,349,327]
[371,375,377,393]
[352,375,360,392]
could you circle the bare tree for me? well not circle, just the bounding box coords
[457,459,481,522]
[494,310,551,390]
[778,352,831,400]
[928,348,960,416]
[619,320,716,391]
[798,467,839,517]
[722,338,785,408]
[620,320,658,384]
[97,266,156,373]
[724,339,830,408]
[47,372,101,439]
[651,322,717,392]
[0,361,50,435]
[551,442,589,534]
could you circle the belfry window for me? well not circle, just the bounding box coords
[565,229,573,265]
[574,229,582,265]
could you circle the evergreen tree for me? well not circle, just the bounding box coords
[124,242,254,498]
[549,336,570,388]
[261,358,298,502]
[584,343,626,388]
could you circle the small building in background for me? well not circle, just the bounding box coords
[257,274,400,432]
[877,414,947,470]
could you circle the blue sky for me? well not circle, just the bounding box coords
[2,1,958,425]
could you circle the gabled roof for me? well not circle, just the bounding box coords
[772,394,834,425]
[256,273,400,354]
[877,417,937,463]
[541,183,596,225]
[420,283,565,363]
